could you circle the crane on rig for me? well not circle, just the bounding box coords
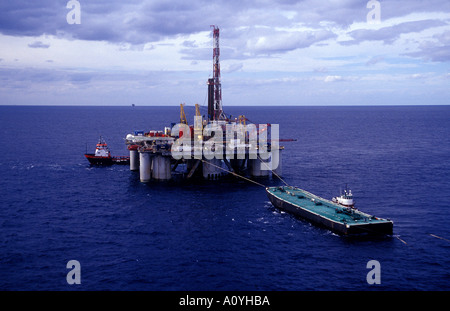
[180,103,188,125]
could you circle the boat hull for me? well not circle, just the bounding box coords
[85,154,130,165]
[111,156,130,165]
[266,187,393,236]
[85,154,114,165]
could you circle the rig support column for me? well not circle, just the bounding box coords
[229,158,245,172]
[139,151,152,182]
[272,148,282,177]
[202,158,224,179]
[152,155,172,180]
[129,149,139,171]
[248,158,270,177]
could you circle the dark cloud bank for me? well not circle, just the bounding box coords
[0,1,449,62]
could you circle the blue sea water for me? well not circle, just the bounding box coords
[0,105,449,291]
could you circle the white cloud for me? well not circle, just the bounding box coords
[324,75,344,82]
[28,41,50,49]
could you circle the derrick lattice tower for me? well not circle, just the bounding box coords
[208,25,227,121]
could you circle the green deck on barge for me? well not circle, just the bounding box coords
[267,186,390,225]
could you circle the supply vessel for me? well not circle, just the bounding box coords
[266,186,393,235]
[84,137,130,165]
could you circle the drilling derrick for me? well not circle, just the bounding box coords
[209,25,226,121]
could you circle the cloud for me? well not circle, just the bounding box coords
[182,40,198,48]
[376,0,450,21]
[246,29,336,55]
[223,63,243,73]
[314,67,328,73]
[366,56,384,66]
[0,1,62,36]
[1,0,450,106]
[0,1,449,50]
[69,72,94,84]
[324,75,344,82]
[405,30,450,62]
[0,1,158,43]
[407,45,450,62]
[28,41,50,48]
[344,19,447,45]
[410,73,427,79]
[179,26,337,60]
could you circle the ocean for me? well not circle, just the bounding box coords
[0,105,449,291]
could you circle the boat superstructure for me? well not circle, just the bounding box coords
[94,137,110,157]
[332,186,354,207]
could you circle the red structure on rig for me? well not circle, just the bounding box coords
[207,25,227,121]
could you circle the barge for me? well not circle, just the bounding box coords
[266,186,393,235]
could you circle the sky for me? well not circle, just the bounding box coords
[0,0,449,106]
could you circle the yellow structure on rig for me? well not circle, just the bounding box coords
[180,103,187,125]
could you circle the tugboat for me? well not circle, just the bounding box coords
[266,186,393,235]
[84,136,130,165]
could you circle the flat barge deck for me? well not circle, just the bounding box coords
[266,186,393,235]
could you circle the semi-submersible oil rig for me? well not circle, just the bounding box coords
[125,26,288,182]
